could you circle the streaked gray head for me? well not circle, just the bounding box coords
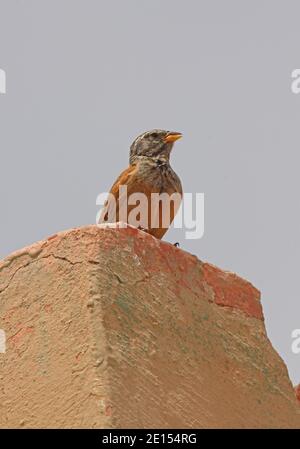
[129,129,182,165]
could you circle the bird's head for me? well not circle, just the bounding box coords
[129,129,182,165]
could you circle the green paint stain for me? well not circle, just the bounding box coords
[115,297,131,315]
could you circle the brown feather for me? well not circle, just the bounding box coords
[98,129,183,240]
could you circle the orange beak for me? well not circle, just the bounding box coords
[164,132,182,143]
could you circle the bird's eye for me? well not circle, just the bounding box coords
[151,132,158,139]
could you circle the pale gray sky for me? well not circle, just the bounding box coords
[1,0,300,384]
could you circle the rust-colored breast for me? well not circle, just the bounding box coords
[99,161,182,239]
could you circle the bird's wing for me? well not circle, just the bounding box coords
[98,164,138,224]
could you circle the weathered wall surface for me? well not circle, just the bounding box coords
[0,225,299,428]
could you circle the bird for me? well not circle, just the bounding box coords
[98,129,183,240]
